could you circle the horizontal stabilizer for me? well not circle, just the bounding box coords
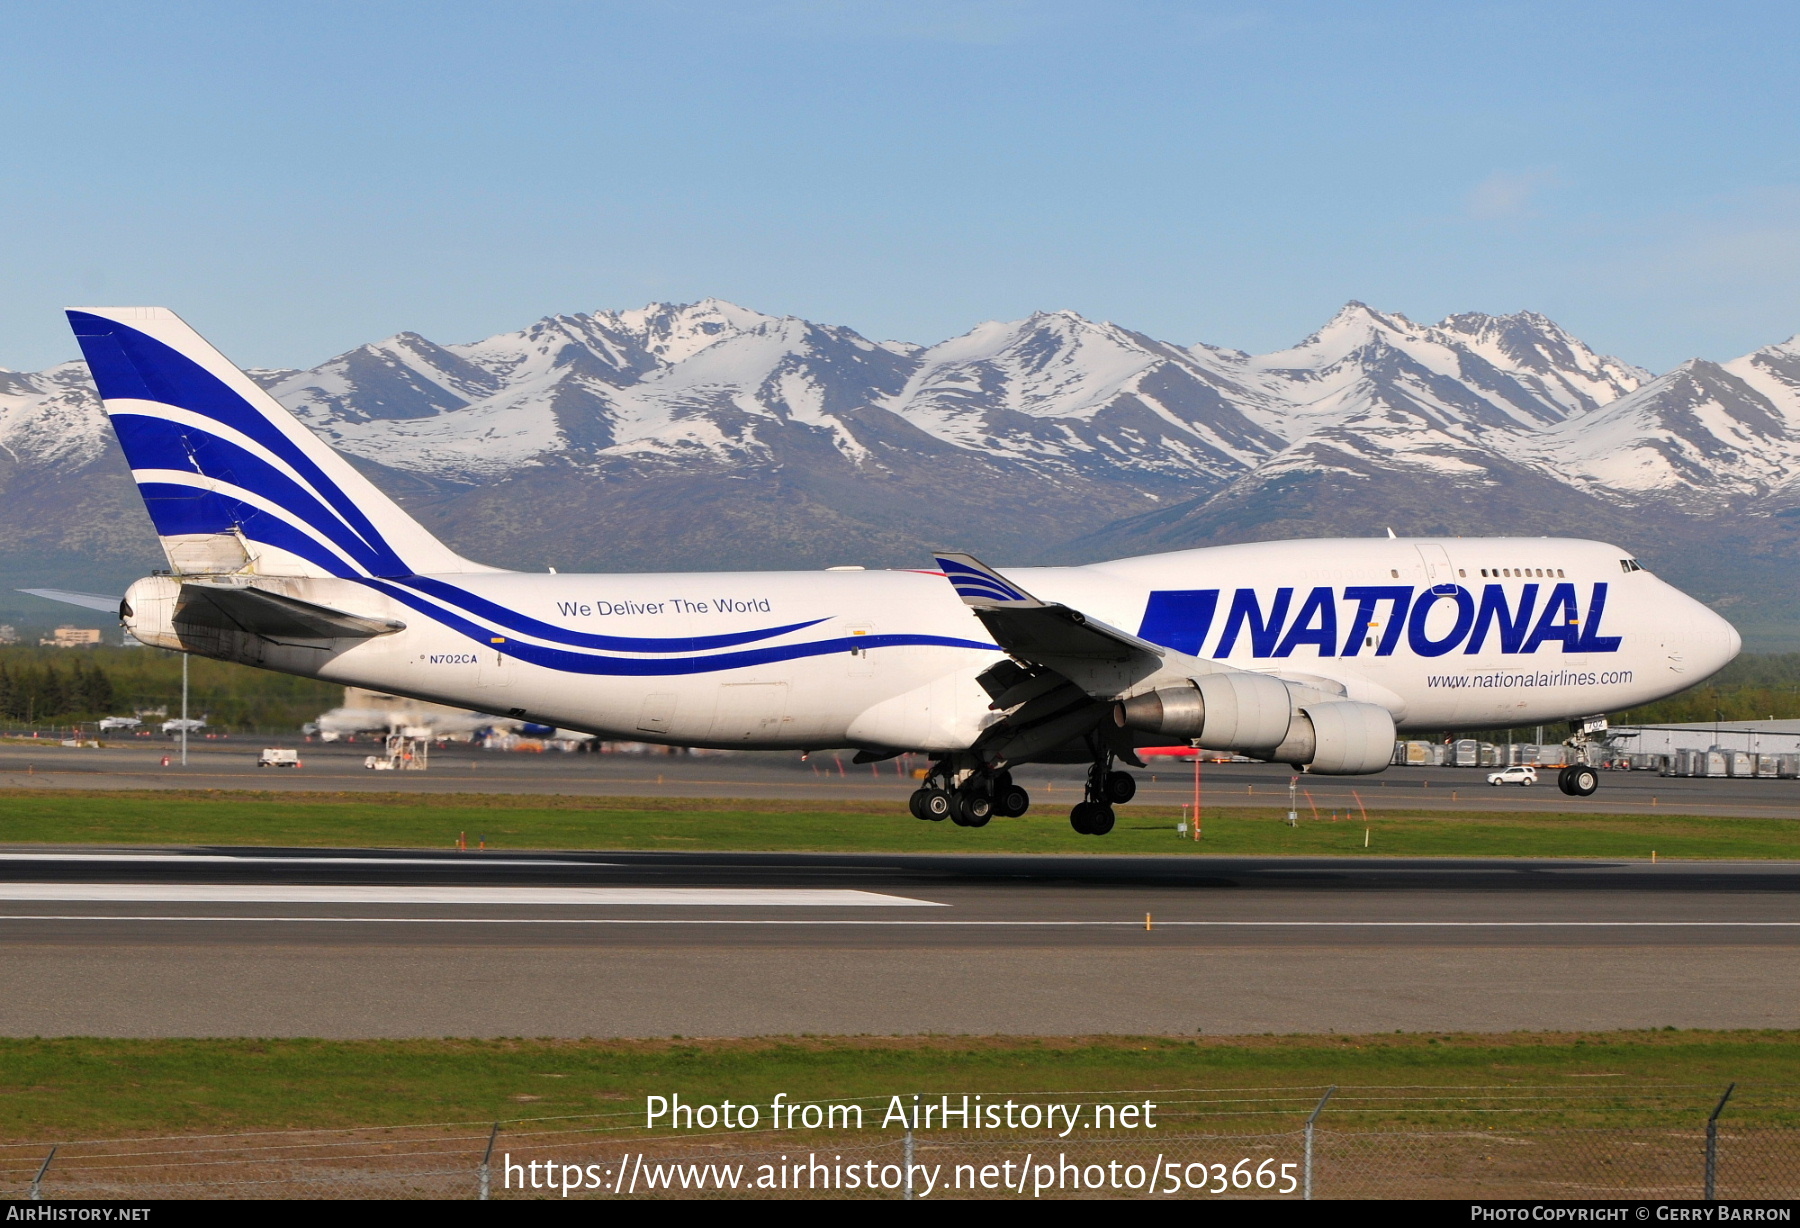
[176,583,405,640]
[18,588,124,614]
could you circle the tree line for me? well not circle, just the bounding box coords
[0,646,340,732]
[0,657,115,722]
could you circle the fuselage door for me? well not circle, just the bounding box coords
[1415,543,1456,587]
[846,623,874,677]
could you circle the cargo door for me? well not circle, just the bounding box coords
[709,682,790,744]
[637,692,677,735]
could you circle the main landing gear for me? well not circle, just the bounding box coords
[909,763,1031,828]
[1069,758,1136,836]
[905,749,1137,836]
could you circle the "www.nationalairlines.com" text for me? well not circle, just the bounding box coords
[1425,669,1633,690]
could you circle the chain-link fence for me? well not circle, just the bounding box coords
[4,1084,1797,1200]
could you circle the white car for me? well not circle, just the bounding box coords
[1487,765,1538,786]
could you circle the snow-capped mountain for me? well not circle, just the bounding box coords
[6,297,1800,645]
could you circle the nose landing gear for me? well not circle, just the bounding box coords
[1557,765,1599,797]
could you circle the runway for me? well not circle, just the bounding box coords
[2,740,1797,818]
[3,847,1797,1037]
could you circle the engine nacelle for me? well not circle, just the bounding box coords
[1263,700,1397,775]
[1115,676,1394,774]
[1112,672,1293,752]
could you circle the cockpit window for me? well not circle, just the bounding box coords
[1620,558,1645,573]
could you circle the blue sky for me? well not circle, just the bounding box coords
[5,1,1800,372]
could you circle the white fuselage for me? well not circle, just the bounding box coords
[174,536,1737,752]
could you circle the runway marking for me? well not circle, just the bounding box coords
[0,916,1795,927]
[0,854,612,867]
[0,885,941,907]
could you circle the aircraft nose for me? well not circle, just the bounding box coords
[1696,604,1741,676]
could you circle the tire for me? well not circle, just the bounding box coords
[951,791,993,828]
[997,786,1030,818]
[921,789,952,821]
[1563,766,1599,797]
[908,788,931,820]
[1069,802,1098,835]
[1086,803,1116,836]
[1104,772,1137,804]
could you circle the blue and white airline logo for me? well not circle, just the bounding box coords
[1137,583,1622,659]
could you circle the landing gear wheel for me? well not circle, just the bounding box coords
[1069,801,1115,836]
[950,790,993,827]
[997,786,1031,818]
[1104,772,1137,804]
[920,789,952,821]
[1558,765,1599,797]
[908,788,930,820]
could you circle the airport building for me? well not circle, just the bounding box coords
[40,625,101,648]
[1610,719,1800,758]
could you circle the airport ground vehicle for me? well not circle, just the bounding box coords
[40,307,1741,834]
[257,748,301,768]
[1487,765,1537,786]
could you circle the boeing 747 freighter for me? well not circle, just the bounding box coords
[44,307,1741,835]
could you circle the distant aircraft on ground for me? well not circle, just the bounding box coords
[96,716,141,731]
[39,307,1739,834]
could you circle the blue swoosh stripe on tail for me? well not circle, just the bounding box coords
[71,312,413,576]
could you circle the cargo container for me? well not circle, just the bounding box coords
[1453,739,1480,768]
[1405,741,1433,766]
[1780,755,1800,780]
[1704,749,1730,778]
[1478,743,1501,768]
[1756,754,1782,779]
[1730,750,1755,778]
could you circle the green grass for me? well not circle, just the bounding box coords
[0,789,1796,859]
[0,1033,1794,1139]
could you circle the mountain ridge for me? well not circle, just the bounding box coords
[6,299,1800,648]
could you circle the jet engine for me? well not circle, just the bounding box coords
[1114,675,1395,774]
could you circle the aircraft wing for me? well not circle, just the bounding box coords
[175,582,405,640]
[18,588,124,614]
[933,553,1166,669]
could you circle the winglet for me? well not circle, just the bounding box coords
[933,553,1044,609]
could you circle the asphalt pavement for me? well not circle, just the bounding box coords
[2,739,1796,818]
[1,847,1795,1037]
